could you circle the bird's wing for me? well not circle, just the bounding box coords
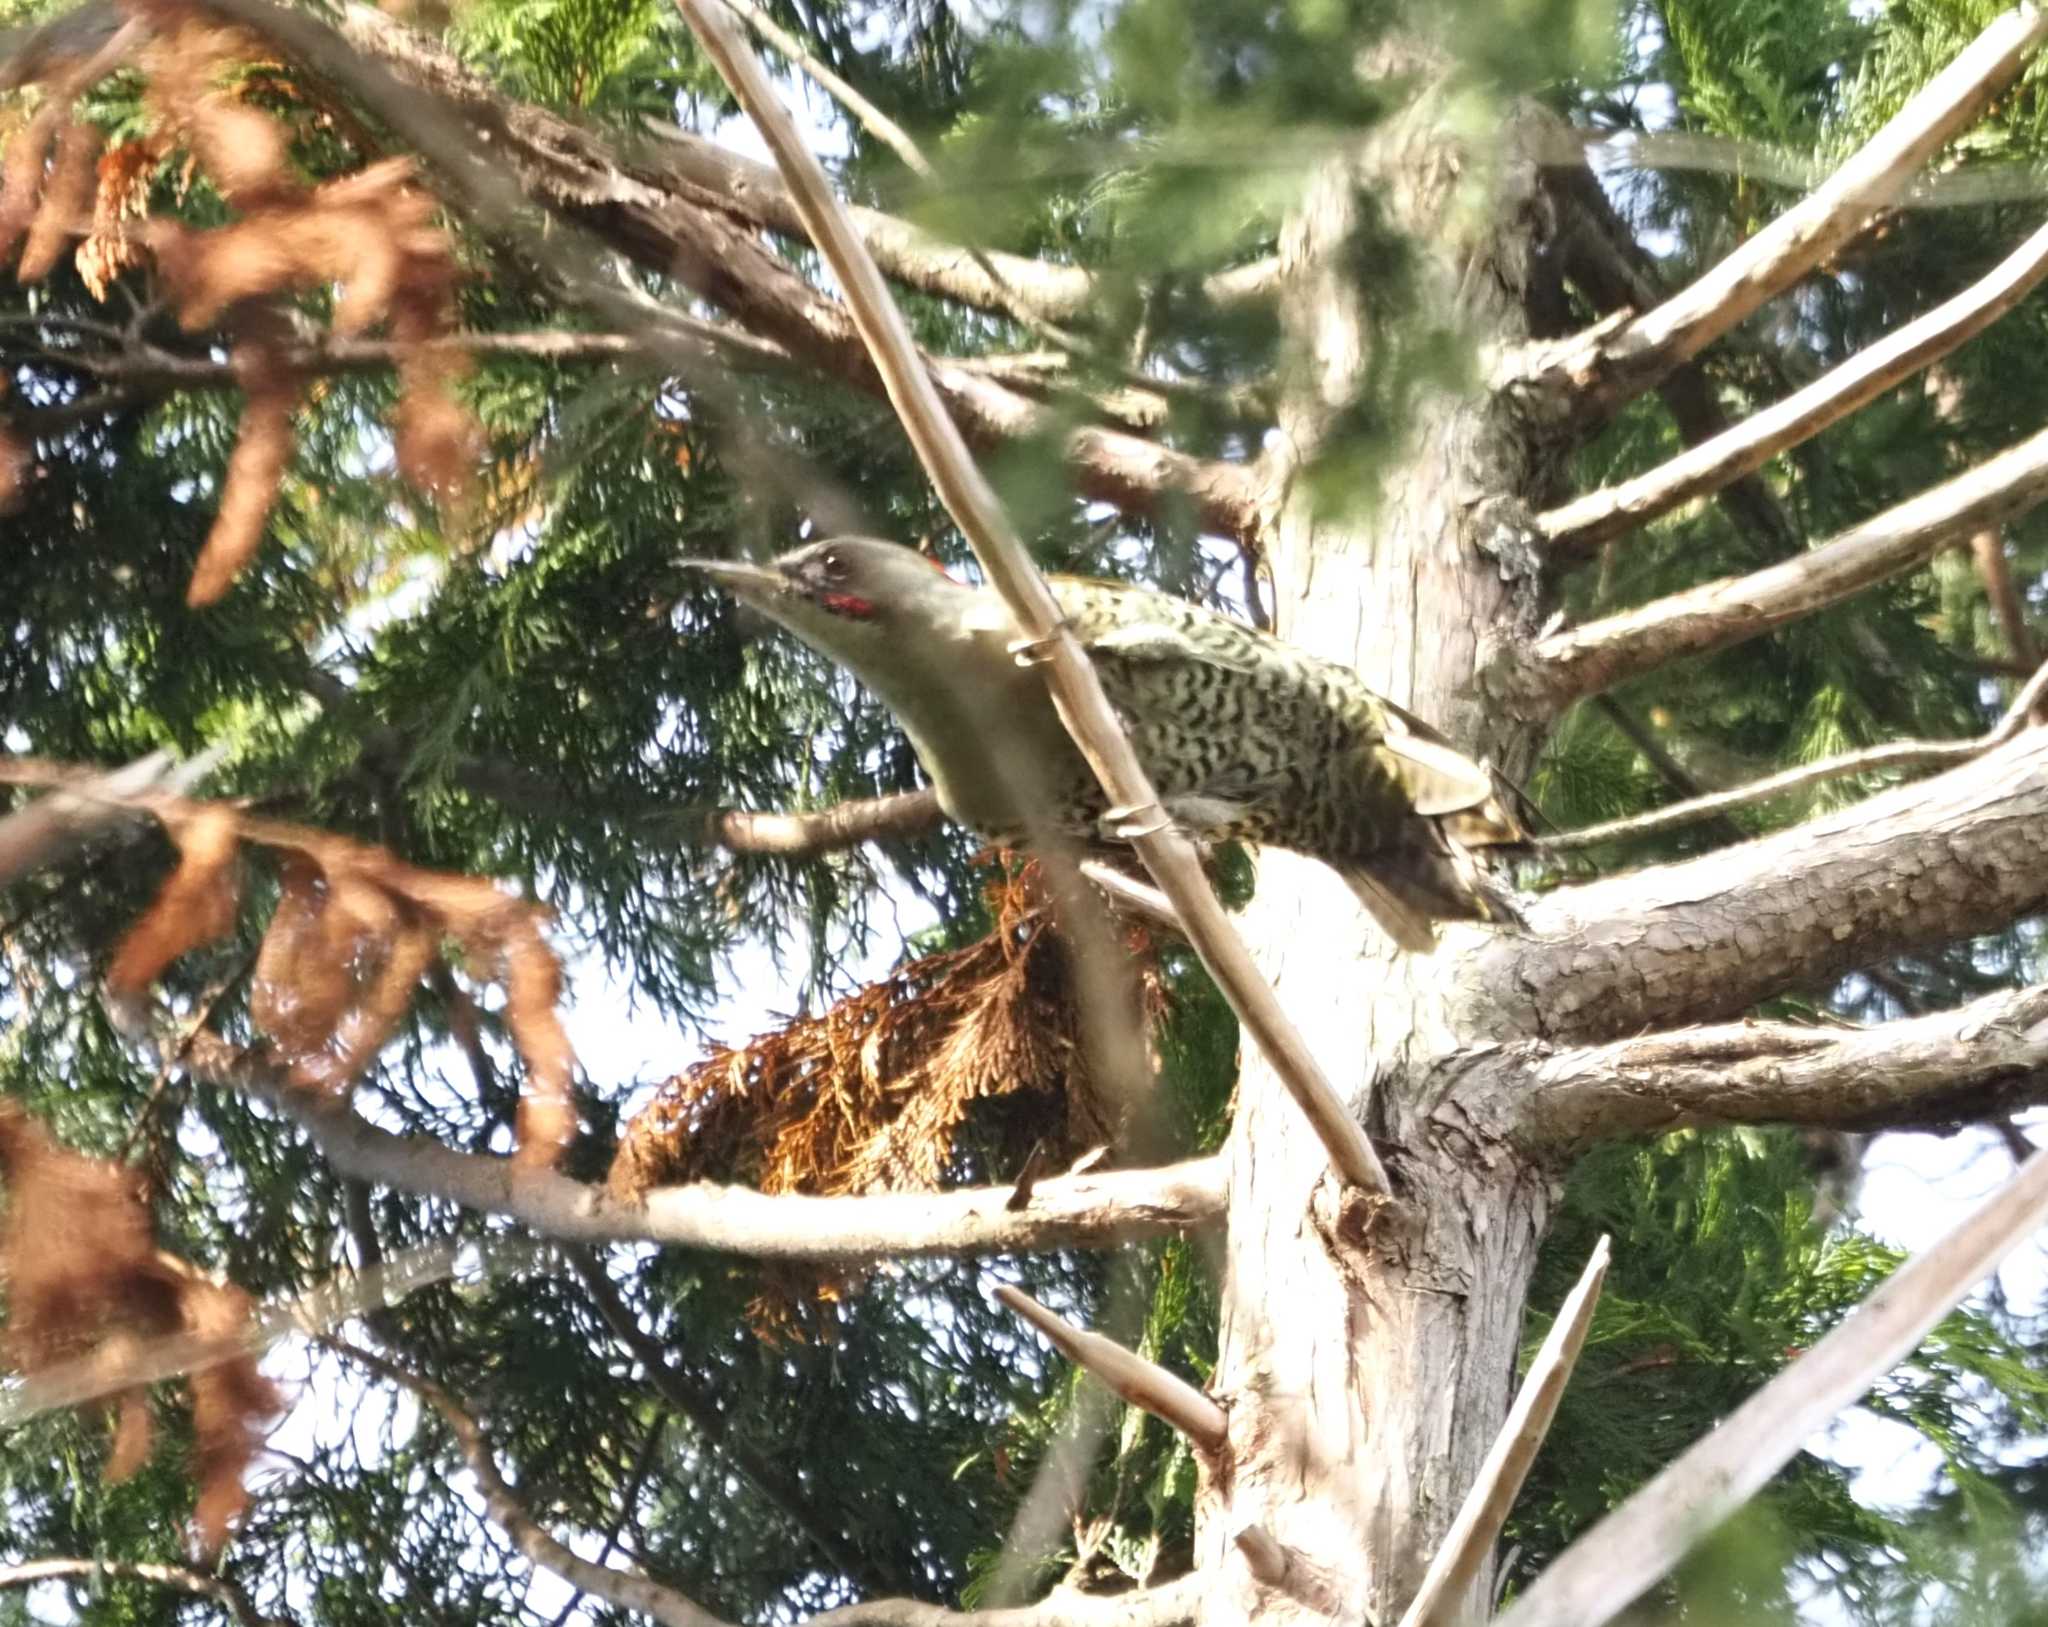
[1376,728,1497,816]
[1053,581,1267,672]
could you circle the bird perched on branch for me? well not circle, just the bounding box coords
[686,536,1525,950]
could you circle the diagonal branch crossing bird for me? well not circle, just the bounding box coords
[685,536,1526,950]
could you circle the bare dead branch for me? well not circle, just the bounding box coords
[1502,422,2048,716]
[1515,982,2048,1148]
[343,1337,1201,1627]
[173,1027,1223,1259]
[672,0,1387,1195]
[1396,1236,1610,1627]
[222,0,1262,541]
[1496,1142,2048,1627]
[1508,7,2048,414]
[1542,659,2048,849]
[1538,217,2048,556]
[1470,726,2048,1043]
[720,0,928,177]
[994,1284,1228,1452]
[334,1339,729,1627]
[0,1558,286,1627]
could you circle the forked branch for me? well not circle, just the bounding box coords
[1476,726,2048,1041]
[1497,1144,2048,1627]
[672,0,1390,1195]
[1510,6,2048,416]
[1515,981,2048,1149]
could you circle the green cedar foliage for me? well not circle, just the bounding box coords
[0,0,2044,1622]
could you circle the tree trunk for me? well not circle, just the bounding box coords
[1197,115,1561,1625]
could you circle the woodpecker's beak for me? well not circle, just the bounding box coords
[678,558,791,604]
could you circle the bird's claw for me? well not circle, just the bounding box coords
[1007,620,1072,667]
[1103,801,1173,840]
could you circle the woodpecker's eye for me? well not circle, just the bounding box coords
[820,549,847,580]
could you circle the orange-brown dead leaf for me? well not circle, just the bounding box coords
[0,1100,280,1555]
[18,116,102,283]
[107,803,243,1003]
[78,139,162,300]
[187,367,297,606]
[0,99,65,266]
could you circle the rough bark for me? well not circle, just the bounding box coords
[1196,102,1559,1624]
[1468,725,2048,1043]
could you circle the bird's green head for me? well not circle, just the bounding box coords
[683,537,964,657]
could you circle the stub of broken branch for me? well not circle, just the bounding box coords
[1396,1236,1610,1627]
[994,1284,1227,1453]
[1498,1147,2048,1627]
[672,0,1390,1196]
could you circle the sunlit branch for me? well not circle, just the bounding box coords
[1504,423,2048,715]
[671,0,1389,1196]
[334,1340,728,1627]
[1538,216,2048,556]
[1540,659,2048,849]
[1396,1237,1610,1627]
[1517,981,2048,1148]
[1510,6,2048,414]
[1475,726,2048,1041]
[174,1028,1224,1259]
[1496,1142,2048,1627]
[0,1559,285,1627]
[994,1285,1228,1452]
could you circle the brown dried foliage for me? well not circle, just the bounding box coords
[0,19,483,599]
[0,1098,282,1554]
[610,867,1153,1205]
[94,792,579,1165]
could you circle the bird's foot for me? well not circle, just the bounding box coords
[1101,801,1174,840]
[1007,619,1073,667]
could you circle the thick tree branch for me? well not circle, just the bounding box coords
[1512,982,2048,1150]
[220,0,1260,541]
[673,0,1388,1195]
[994,1285,1228,1452]
[1501,422,2048,715]
[1507,6,2048,416]
[0,1559,285,1627]
[1543,660,2048,849]
[1498,1141,2048,1627]
[177,1030,1224,1259]
[1538,154,1799,555]
[1469,726,2048,1042]
[635,120,1276,331]
[1538,217,2048,557]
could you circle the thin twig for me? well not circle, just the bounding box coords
[1396,1237,1611,1627]
[1544,658,2048,849]
[672,0,1390,1195]
[993,1285,1228,1452]
[1497,1144,2048,1627]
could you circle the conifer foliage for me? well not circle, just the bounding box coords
[3,0,2048,1624]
